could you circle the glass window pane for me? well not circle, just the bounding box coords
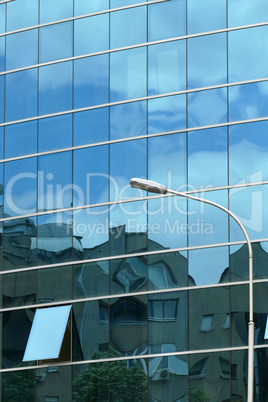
[148,133,186,188]
[39,22,73,63]
[148,0,186,41]
[74,54,109,108]
[74,0,109,16]
[187,0,226,35]
[0,126,3,158]
[111,0,144,5]
[188,33,227,89]
[189,246,229,286]
[4,158,37,217]
[110,101,147,140]
[37,265,72,303]
[228,0,268,27]
[110,47,147,102]
[229,81,268,122]
[188,127,228,189]
[38,114,72,152]
[73,145,109,207]
[0,4,5,33]
[40,0,73,23]
[188,190,228,247]
[7,0,38,31]
[148,252,187,290]
[39,62,72,115]
[74,108,109,146]
[110,139,147,201]
[228,26,268,82]
[229,121,268,185]
[5,69,38,122]
[23,305,71,362]
[188,88,227,128]
[148,40,186,96]
[110,255,147,294]
[74,14,109,56]
[3,270,36,306]
[5,121,37,158]
[110,6,147,48]
[148,94,186,134]
[6,29,38,70]
[0,76,3,123]
[0,36,5,72]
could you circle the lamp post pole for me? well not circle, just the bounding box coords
[130,178,254,402]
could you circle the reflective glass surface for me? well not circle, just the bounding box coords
[110,101,147,140]
[74,0,109,16]
[111,0,145,6]
[188,190,228,247]
[188,33,227,89]
[39,22,73,63]
[110,255,147,295]
[0,36,4,72]
[229,121,268,185]
[2,369,36,398]
[4,157,37,217]
[39,62,72,115]
[110,139,147,201]
[187,0,226,34]
[110,6,147,48]
[228,26,268,82]
[148,94,186,134]
[148,40,186,96]
[40,0,73,23]
[74,14,109,56]
[38,114,72,152]
[229,81,268,122]
[6,29,38,70]
[23,305,71,362]
[110,47,147,102]
[74,108,109,146]
[5,69,38,122]
[188,127,228,189]
[0,4,5,33]
[148,0,186,41]
[3,270,36,307]
[74,55,109,108]
[37,265,72,303]
[188,88,227,128]
[228,0,268,27]
[73,145,109,206]
[5,121,37,158]
[38,152,72,211]
[0,76,3,123]
[6,0,38,31]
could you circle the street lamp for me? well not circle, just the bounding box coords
[130,177,254,402]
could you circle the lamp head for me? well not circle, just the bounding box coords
[130,178,167,194]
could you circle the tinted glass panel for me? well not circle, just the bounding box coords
[0,36,5,72]
[39,22,73,63]
[228,0,268,27]
[0,76,3,123]
[38,114,72,152]
[39,62,72,115]
[148,94,186,134]
[37,265,72,303]
[5,69,38,122]
[0,4,5,33]
[110,101,147,140]
[110,47,147,102]
[148,0,186,41]
[188,88,227,128]
[74,55,109,108]
[74,108,109,146]
[187,0,226,34]
[6,29,38,70]
[148,40,186,96]
[3,270,36,306]
[188,33,227,89]
[188,127,228,189]
[228,26,268,82]
[110,6,147,48]
[40,0,73,23]
[74,0,109,15]
[7,0,38,31]
[74,14,109,56]
[5,121,37,158]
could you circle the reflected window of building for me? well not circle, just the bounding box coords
[110,298,147,326]
[99,301,109,323]
[189,357,208,378]
[45,397,59,402]
[148,299,178,321]
[219,357,237,379]
[149,262,177,289]
[23,305,71,363]
[149,344,188,380]
[222,313,230,330]
[200,314,214,332]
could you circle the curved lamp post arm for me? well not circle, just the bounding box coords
[130,178,254,402]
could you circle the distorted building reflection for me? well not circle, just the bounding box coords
[2,221,268,401]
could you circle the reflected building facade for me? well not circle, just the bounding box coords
[0,0,268,401]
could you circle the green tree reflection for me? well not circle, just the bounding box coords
[2,366,35,402]
[73,348,148,402]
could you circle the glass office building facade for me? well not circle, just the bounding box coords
[0,0,268,400]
